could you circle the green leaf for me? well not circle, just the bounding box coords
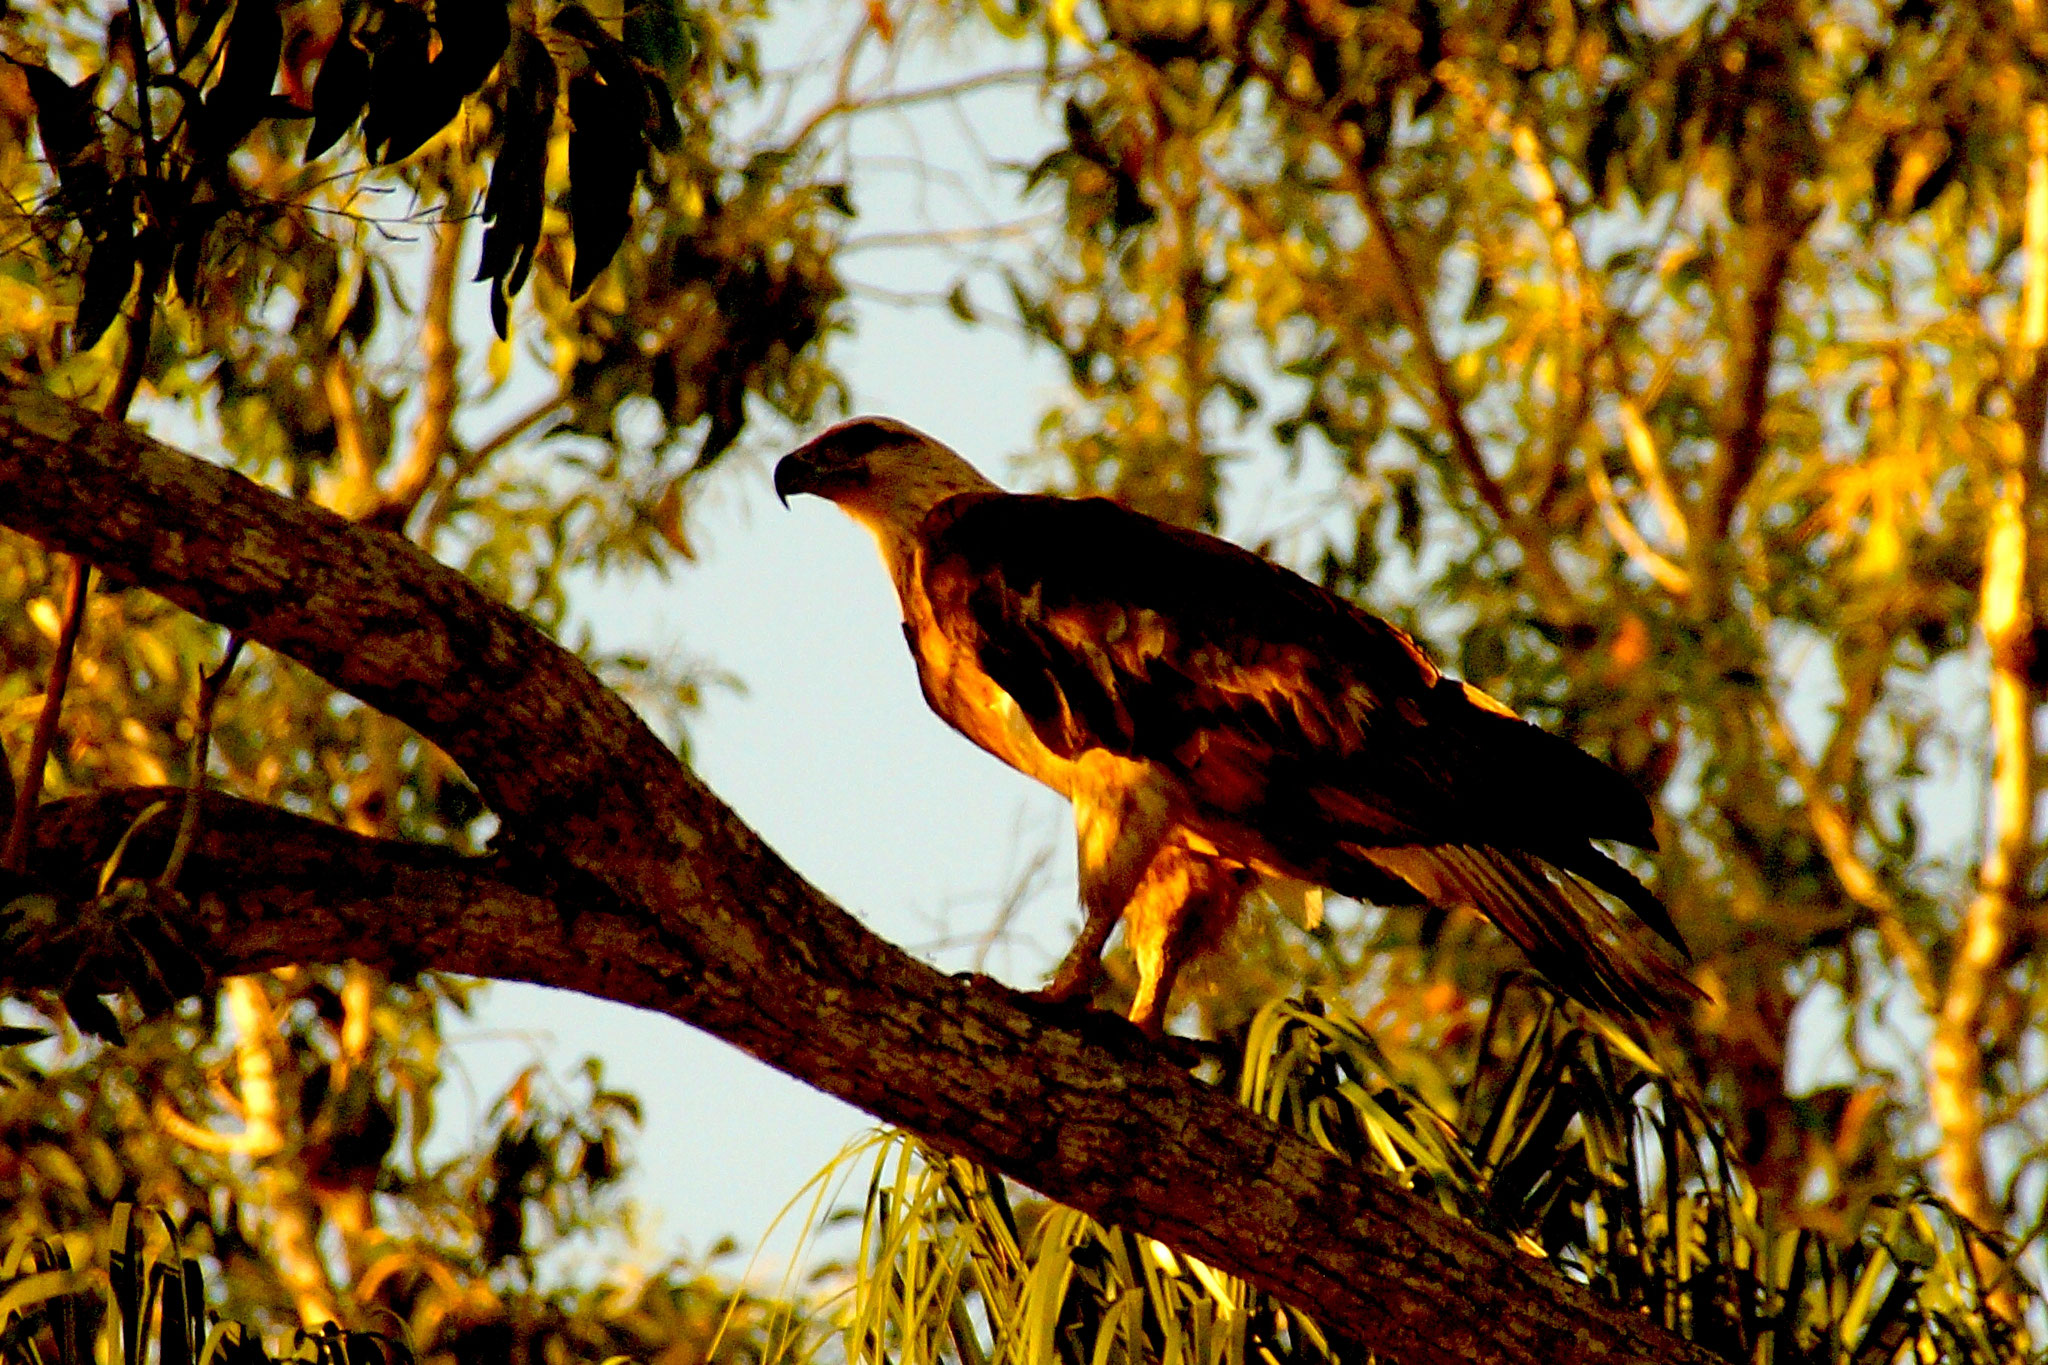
[476,28,558,334]
[359,3,433,163]
[197,0,283,160]
[75,207,136,350]
[305,24,372,161]
[623,0,694,79]
[566,66,641,298]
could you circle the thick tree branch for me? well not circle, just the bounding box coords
[0,383,1714,1365]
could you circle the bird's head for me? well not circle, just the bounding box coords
[774,417,998,536]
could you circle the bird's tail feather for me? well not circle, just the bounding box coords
[1362,844,1704,1019]
[1534,842,1690,959]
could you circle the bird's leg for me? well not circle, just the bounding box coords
[1126,856,1255,1036]
[1037,897,1120,1003]
[1122,851,1199,1036]
[1125,956,1180,1036]
[1050,761,1173,1006]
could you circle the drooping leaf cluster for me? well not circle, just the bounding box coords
[1,1205,411,1365]
[831,990,2031,1365]
[4,0,733,346]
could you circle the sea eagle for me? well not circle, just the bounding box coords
[775,416,1696,1033]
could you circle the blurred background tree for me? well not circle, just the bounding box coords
[6,0,2048,1356]
[975,0,2048,1309]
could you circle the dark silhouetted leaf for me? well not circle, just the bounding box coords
[1909,139,1961,214]
[566,65,639,298]
[156,1262,194,1365]
[61,985,123,1045]
[170,200,227,303]
[625,0,690,147]
[306,24,371,159]
[197,0,283,161]
[432,0,511,93]
[1585,85,1628,203]
[21,62,105,204]
[360,3,432,163]
[76,207,136,348]
[380,0,510,162]
[476,27,556,335]
[552,4,655,130]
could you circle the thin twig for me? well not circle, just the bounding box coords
[158,634,243,891]
[2,559,91,873]
[417,391,564,541]
[2,251,161,872]
[124,0,159,183]
[106,254,164,420]
[1752,695,1935,1012]
[1582,448,1691,597]
[786,65,1068,152]
[840,217,1055,253]
[1239,62,1583,616]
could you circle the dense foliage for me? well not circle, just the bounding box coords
[832,992,2023,1365]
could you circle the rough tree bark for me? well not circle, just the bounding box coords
[0,381,1715,1365]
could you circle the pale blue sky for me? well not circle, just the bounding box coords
[442,16,1085,1272]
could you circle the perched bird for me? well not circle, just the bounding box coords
[775,416,1697,1033]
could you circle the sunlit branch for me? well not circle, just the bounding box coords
[1441,66,1593,503]
[322,353,375,511]
[380,209,468,529]
[1581,449,1691,598]
[1930,106,2048,1315]
[1752,697,1935,1013]
[1616,398,1690,557]
[226,973,343,1328]
[152,1095,272,1155]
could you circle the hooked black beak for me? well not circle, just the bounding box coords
[773,449,817,509]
